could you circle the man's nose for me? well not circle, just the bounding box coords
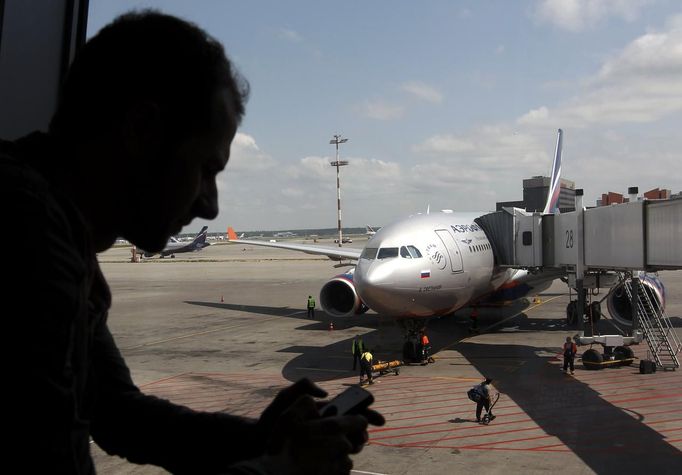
[193,183,218,219]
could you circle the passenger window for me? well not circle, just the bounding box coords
[377,247,399,259]
[407,245,422,258]
[361,247,378,260]
[400,246,411,258]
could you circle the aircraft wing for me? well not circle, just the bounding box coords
[227,228,361,261]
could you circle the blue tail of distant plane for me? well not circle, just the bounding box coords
[542,129,563,214]
[191,226,209,250]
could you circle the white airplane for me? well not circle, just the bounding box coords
[226,130,648,345]
[366,225,380,237]
[273,231,297,238]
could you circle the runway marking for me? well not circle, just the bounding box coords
[122,315,281,350]
[131,327,681,456]
[351,470,388,475]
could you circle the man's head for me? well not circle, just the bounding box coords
[51,10,249,251]
[566,337,572,343]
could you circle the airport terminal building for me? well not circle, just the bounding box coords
[497,175,576,213]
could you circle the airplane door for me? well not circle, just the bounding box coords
[435,229,464,273]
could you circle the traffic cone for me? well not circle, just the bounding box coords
[220,295,224,303]
[329,322,334,331]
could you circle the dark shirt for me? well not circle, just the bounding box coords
[1,133,261,474]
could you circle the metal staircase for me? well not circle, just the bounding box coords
[624,279,681,370]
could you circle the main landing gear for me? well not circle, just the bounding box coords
[566,290,602,326]
[399,319,435,365]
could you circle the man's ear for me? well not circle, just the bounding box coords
[122,101,163,166]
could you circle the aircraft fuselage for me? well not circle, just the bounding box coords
[354,212,516,317]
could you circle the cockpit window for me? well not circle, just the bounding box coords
[377,247,399,259]
[407,245,422,258]
[400,245,423,258]
[361,247,378,260]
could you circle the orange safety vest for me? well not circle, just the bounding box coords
[421,335,429,346]
[563,342,577,356]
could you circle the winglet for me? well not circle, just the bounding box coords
[542,128,563,214]
[227,226,238,241]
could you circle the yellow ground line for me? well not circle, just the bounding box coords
[438,294,564,352]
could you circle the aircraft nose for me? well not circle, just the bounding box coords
[355,260,404,313]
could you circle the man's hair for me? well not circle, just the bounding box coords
[484,378,493,384]
[50,10,249,141]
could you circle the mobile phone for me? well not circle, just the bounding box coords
[320,386,374,417]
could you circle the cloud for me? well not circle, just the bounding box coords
[517,17,682,127]
[227,133,276,172]
[533,0,652,32]
[401,81,444,104]
[414,127,546,170]
[361,100,405,120]
[413,135,476,154]
[277,28,303,43]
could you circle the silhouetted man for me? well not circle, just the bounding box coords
[1,10,382,474]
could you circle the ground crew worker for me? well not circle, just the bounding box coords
[419,330,431,363]
[360,348,374,385]
[352,335,365,371]
[469,307,479,333]
[307,295,316,319]
[473,378,495,423]
[563,336,578,374]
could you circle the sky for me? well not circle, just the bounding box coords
[88,0,682,233]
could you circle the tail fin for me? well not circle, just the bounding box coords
[542,129,563,214]
[227,226,238,241]
[193,226,209,244]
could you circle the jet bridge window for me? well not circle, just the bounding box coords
[377,247,399,259]
[361,247,378,260]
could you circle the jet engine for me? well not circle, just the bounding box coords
[320,272,369,318]
[606,273,666,327]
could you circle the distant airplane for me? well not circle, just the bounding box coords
[366,225,380,237]
[138,226,210,258]
[273,231,296,238]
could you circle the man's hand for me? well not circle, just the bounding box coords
[255,378,385,475]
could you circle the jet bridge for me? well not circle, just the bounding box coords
[476,197,681,271]
[476,192,682,370]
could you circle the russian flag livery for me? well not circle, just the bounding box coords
[421,270,431,279]
[542,128,563,215]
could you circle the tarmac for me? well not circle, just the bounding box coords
[92,239,682,474]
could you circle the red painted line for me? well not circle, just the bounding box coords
[461,433,554,449]
[399,424,544,447]
[610,392,682,404]
[372,386,476,405]
[138,372,191,388]
[372,404,682,438]
[371,416,536,441]
[597,380,682,397]
[619,398,682,411]
[373,393,480,410]
[370,380,477,398]
[582,372,682,389]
